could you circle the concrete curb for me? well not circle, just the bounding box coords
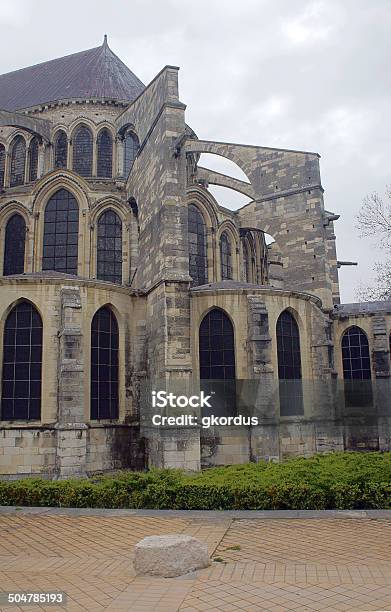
[0,506,391,519]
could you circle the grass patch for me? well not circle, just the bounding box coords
[0,452,390,510]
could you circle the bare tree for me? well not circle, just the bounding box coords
[355,186,391,301]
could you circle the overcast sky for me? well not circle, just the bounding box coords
[1,0,390,302]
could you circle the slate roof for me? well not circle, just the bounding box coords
[0,36,145,111]
[333,301,391,316]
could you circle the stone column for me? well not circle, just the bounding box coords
[55,286,87,479]
[246,296,280,461]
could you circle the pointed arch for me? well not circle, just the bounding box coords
[123,131,139,177]
[10,135,26,187]
[97,128,113,178]
[188,203,208,286]
[342,325,372,407]
[3,213,26,275]
[54,130,68,169]
[276,309,303,415]
[199,308,235,380]
[220,231,233,280]
[72,125,93,177]
[42,188,79,274]
[28,136,39,182]
[90,306,119,420]
[1,300,42,420]
[97,209,122,284]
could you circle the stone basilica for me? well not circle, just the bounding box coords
[0,37,390,479]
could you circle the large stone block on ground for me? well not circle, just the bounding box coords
[134,534,210,577]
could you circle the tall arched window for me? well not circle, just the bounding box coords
[276,310,303,416]
[10,136,26,187]
[242,236,253,283]
[342,326,372,406]
[3,214,26,276]
[123,131,139,177]
[97,210,122,284]
[97,129,113,178]
[28,137,39,182]
[199,308,236,416]
[0,144,5,188]
[42,189,79,274]
[90,306,119,420]
[220,232,233,280]
[188,204,207,287]
[54,130,68,169]
[72,125,93,177]
[1,301,42,420]
[199,309,235,380]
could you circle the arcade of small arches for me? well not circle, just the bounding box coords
[0,123,140,189]
[187,200,268,286]
[0,299,377,422]
[0,184,136,285]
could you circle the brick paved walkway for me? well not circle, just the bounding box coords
[0,510,391,611]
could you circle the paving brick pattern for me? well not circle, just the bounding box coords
[0,513,391,611]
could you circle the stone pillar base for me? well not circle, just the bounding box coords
[55,423,88,479]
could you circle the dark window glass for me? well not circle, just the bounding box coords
[73,125,93,177]
[220,232,233,280]
[0,144,5,188]
[42,189,79,274]
[123,132,138,177]
[97,210,122,284]
[199,309,235,380]
[277,310,303,416]
[199,308,236,416]
[4,214,26,276]
[28,137,39,182]
[54,130,68,169]
[188,204,207,287]
[90,307,119,419]
[10,136,26,187]
[97,129,113,178]
[1,301,42,420]
[342,326,372,407]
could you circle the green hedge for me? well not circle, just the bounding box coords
[1,452,391,510]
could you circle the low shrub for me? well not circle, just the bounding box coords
[0,452,390,510]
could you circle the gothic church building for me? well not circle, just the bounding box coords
[0,38,390,478]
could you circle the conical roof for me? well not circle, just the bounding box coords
[0,36,145,111]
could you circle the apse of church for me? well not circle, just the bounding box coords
[0,37,390,478]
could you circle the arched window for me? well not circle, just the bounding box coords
[54,130,68,169]
[199,308,236,416]
[90,306,119,419]
[28,137,39,182]
[220,232,233,280]
[188,204,207,287]
[3,214,26,276]
[199,309,235,380]
[42,188,79,275]
[1,301,42,420]
[97,210,122,284]
[123,131,139,177]
[276,310,303,416]
[97,129,113,178]
[10,136,26,187]
[342,326,372,406]
[72,125,93,177]
[242,237,253,283]
[0,144,5,188]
